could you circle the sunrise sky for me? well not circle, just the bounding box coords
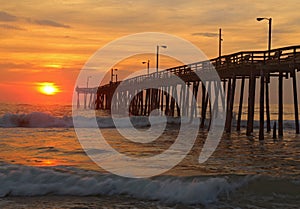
[1,0,300,104]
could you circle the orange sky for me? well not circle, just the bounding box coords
[0,0,300,104]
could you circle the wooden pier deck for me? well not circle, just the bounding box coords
[77,45,300,140]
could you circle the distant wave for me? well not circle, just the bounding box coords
[0,112,180,128]
[0,112,73,128]
[0,111,298,129]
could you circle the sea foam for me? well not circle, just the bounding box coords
[0,164,254,205]
[0,111,298,129]
[0,112,180,128]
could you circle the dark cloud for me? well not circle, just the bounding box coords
[191,32,219,37]
[0,11,70,28]
[0,62,34,72]
[34,19,70,28]
[0,24,26,31]
[0,11,18,22]
[273,28,294,34]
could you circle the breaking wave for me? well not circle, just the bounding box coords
[0,163,258,205]
[0,111,298,129]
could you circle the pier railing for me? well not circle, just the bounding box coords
[110,45,300,86]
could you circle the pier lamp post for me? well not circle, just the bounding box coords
[257,17,272,135]
[111,68,118,83]
[86,76,92,88]
[142,60,150,76]
[219,28,223,58]
[256,17,272,57]
[156,45,167,75]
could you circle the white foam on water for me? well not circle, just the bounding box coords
[0,111,298,130]
[0,112,182,128]
[0,112,73,128]
[0,164,255,205]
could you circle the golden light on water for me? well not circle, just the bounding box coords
[38,82,60,96]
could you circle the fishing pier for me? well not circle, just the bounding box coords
[76,45,300,140]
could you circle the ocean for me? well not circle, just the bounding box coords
[0,103,299,208]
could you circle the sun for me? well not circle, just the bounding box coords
[38,82,60,95]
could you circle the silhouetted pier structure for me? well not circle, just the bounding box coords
[75,86,98,109]
[78,45,300,140]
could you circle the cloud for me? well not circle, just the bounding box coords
[0,62,33,71]
[191,32,219,37]
[0,24,26,30]
[0,11,18,22]
[0,10,70,28]
[34,19,70,28]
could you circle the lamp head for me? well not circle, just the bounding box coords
[161,45,167,49]
[142,61,146,64]
[256,17,265,21]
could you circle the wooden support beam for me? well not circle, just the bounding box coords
[246,74,256,136]
[259,69,265,141]
[151,88,155,111]
[237,77,245,131]
[225,77,236,133]
[134,91,138,115]
[179,84,184,117]
[200,82,206,128]
[77,92,80,109]
[182,84,187,116]
[224,78,231,131]
[155,89,159,110]
[84,93,87,109]
[172,85,180,117]
[165,86,170,116]
[111,92,116,113]
[157,88,161,110]
[105,94,108,110]
[92,93,96,109]
[265,75,271,132]
[148,88,152,115]
[140,91,144,115]
[99,94,101,110]
[226,79,232,113]
[207,81,212,130]
[195,81,199,118]
[191,81,199,119]
[176,99,181,117]
[109,92,113,110]
[190,82,195,119]
[220,81,226,111]
[278,72,283,137]
[292,70,300,134]
[170,86,175,117]
[144,89,150,115]
[212,81,219,117]
[160,87,164,114]
[185,83,190,117]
